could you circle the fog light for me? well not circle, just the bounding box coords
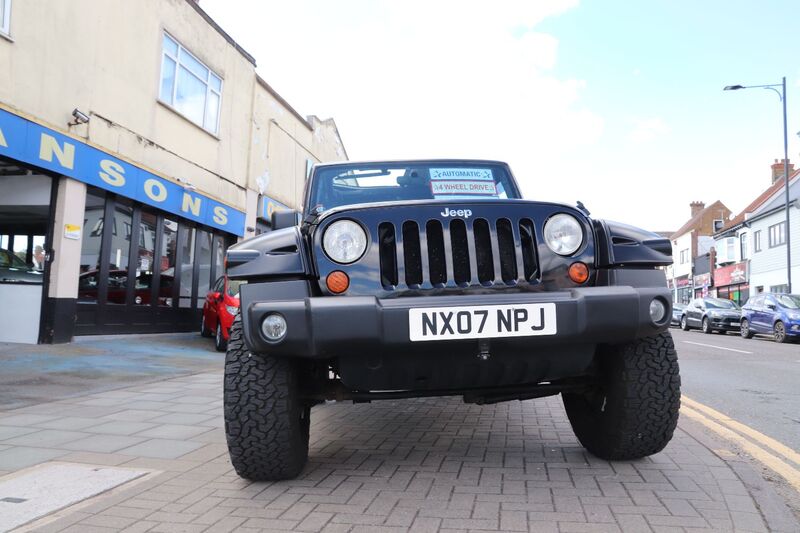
[261,313,287,342]
[649,299,666,323]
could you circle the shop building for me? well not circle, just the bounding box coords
[667,201,732,304]
[0,0,347,343]
[714,261,749,305]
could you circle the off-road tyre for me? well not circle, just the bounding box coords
[215,323,228,352]
[773,321,788,344]
[740,319,754,339]
[224,315,310,480]
[563,331,681,460]
[680,315,689,331]
[701,317,712,334]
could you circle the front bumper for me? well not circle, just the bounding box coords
[708,317,741,331]
[785,320,800,336]
[241,282,671,358]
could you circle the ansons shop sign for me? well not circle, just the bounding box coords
[0,107,245,236]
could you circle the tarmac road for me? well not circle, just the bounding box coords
[671,326,800,453]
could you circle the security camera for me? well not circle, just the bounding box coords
[71,109,90,124]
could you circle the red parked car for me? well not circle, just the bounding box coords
[201,276,245,351]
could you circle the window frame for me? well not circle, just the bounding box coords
[768,222,786,248]
[679,249,689,265]
[0,0,11,37]
[158,32,223,135]
[753,230,762,252]
[739,232,749,260]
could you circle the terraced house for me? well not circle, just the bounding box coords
[0,0,347,344]
[714,160,800,298]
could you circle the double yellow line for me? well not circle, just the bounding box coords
[681,396,800,492]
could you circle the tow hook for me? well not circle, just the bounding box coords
[477,339,490,361]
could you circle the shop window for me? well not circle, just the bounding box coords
[0,0,10,36]
[159,33,222,135]
[134,211,157,305]
[99,199,134,305]
[771,284,789,294]
[768,222,786,248]
[78,190,106,302]
[159,218,178,307]
[214,234,225,278]
[195,229,213,308]
[178,225,195,308]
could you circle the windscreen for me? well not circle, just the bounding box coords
[777,295,800,309]
[706,298,739,310]
[308,162,521,213]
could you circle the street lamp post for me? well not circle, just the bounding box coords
[724,77,792,294]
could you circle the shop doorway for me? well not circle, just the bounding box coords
[0,157,55,343]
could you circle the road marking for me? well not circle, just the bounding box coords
[682,341,752,354]
[683,397,800,466]
[681,397,800,493]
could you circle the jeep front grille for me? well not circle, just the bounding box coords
[378,217,538,289]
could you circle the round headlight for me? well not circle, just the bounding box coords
[543,214,583,255]
[649,299,666,323]
[323,220,368,264]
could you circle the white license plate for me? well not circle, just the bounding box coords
[409,303,557,342]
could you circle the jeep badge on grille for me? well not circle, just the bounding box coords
[441,208,472,218]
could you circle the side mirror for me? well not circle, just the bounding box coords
[271,209,299,230]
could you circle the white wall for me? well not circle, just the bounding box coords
[671,232,693,278]
[748,205,800,292]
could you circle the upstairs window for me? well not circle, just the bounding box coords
[679,249,689,265]
[0,0,11,36]
[740,233,749,260]
[768,222,786,248]
[159,33,222,135]
[753,230,762,253]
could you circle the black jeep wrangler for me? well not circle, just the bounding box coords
[224,160,680,481]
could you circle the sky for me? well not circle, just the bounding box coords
[201,0,800,232]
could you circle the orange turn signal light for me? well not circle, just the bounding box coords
[326,270,350,294]
[568,262,590,284]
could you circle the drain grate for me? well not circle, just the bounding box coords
[0,463,148,532]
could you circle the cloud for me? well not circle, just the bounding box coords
[628,117,670,143]
[201,0,598,201]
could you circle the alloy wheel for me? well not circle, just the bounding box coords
[740,319,750,338]
[774,321,786,343]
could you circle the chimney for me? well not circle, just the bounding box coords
[690,201,705,217]
[771,158,794,184]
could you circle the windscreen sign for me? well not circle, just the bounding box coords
[429,168,498,198]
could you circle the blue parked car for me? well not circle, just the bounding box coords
[740,293,800,343]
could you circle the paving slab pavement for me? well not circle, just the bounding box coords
[0,333,221,410]
[0,370,797,532]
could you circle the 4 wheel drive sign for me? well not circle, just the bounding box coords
[0,106,245,236]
